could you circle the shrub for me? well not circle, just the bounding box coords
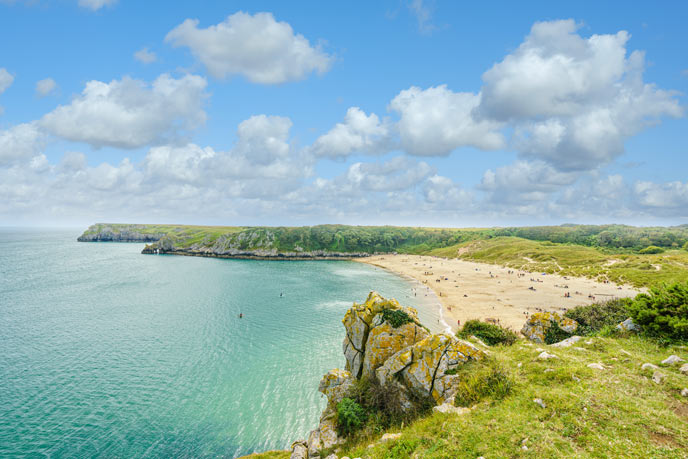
[381,308,413,328]
[628,282,688,340]
[454,360,513,407]
[564,298,632,335]
[341,375,434,438]
[336,398,367,437]
[544,320,572,344]
[638,245,664,254]
[457,319,518,346]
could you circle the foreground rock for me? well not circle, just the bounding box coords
[521,312,578,343]
[616,318,640,332]
[290,292,485,458]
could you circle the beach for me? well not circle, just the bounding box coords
[357,254,642,332]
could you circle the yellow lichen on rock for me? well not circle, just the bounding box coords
[377,333,485,405]
[342,291,424,378]
[521,312,579,343]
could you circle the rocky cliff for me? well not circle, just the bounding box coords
[77,224,165,242]
[140,232,371,260]
[291,292,485,459]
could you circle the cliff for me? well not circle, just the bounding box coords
[77,223,167,242]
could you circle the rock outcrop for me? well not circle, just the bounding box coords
[291,292,485,458]
[521,312,578,343]
[77,224,164,242]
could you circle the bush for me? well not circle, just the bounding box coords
[341,376,434,438]
[638,245,664,254]
[381,308,413,328]
[544,320,572,344]
[454,360,513,407]
[457,320,518,346]
[564,298,632,335]
[336,398,367,437]
[628,282,688,340]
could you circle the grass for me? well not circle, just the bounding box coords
[430,237,688,288]
[326,335,688,459]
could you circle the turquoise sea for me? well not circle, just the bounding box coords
[0,229,445,458]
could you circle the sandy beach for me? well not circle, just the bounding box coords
[357,254,642,332]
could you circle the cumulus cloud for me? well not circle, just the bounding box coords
[389,85,505,156]
[0,123,44,166]
[78,0,117,11]
[0,68,13,94]
[35,78,57,97]
[134,47,157,64]
[165,12,332,84]
[478,19,683,171]
[310,107,391,159]
[40,73,207,149]
[635,180,688,211]
[480,160,578,204]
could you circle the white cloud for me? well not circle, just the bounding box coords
[480,160,578,204]
[0,123,44,166]
[423,175,472,207]
[311,107,390,159]
[40,73,207,149]
[78,0,117,11]
[635,180,688,211]
[165,12,333,84]
[478,19,683,171]
[134,47,157,64]
[0,68,14,94]
[35,78,57,97]
[389,85,505,156]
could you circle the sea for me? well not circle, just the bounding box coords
[0,228,447,458]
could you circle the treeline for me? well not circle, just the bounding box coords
[231,224,688,254]
[259,225,484,254]
[491,225,688,250]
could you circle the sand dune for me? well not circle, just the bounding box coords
[357,254,642,332]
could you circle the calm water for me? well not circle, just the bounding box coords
[0,229,443,458]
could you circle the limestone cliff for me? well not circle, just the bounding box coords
[293,292,485,459]
[77,224,165,242]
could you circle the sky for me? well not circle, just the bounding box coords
[0,0,687,228]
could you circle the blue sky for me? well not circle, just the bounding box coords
[0,0,686,227]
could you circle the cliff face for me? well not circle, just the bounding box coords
[141,232,371,260]
[293,292,485,458]
[77,224,165,242]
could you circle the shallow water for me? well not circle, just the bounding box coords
[0,229,442,458]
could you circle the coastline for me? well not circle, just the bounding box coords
[356,254,642,331]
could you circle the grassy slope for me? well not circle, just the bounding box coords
[246,335,688,459]
[430,237,688,288]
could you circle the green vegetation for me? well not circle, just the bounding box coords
[452,359,514,407]
[544,320,574,345]
[323,335,688,459]
[334,376,433,440]
[381,309,413,328]
[564,298,633,335]
[457,319,518,346]
[629,282,688,341]
[336,398,367,437]
[440,236,688,287]
[640,246,666,254]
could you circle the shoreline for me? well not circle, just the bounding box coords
[356,254,642,331]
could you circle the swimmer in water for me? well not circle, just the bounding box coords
[239,313,243,318]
